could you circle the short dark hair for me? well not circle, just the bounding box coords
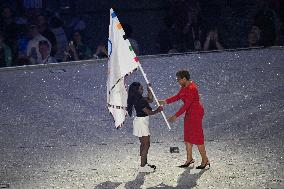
[176,70,190,80]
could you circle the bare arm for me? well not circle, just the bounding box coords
[145,85,153,103]
[142,106,163,116]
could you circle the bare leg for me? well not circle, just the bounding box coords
[140,142,143,156]
[139,136,150,167]
[185,142,193,163]
[140,141,147,164]
[197,144,209,165]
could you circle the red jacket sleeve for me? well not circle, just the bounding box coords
[165,93,180,104]
[174,86,197,117]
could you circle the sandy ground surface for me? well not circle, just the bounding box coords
[0,48,283,188]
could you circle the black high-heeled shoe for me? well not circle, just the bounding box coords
[147,163,156,170]
[178,159,195,168]
[196,161,210,169]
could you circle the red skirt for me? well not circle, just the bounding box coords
[183,109,204,145]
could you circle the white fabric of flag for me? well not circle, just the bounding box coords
[107,8,140,128]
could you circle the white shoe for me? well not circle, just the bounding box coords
[138,165,155,173]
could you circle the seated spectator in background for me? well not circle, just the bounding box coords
[169,0,190,52]
[248,31,259,47]
[192,26,202,51]
[0,6,18,65]
[251,25,261,41]
[247,25,261,47]
[36,14,57,56]
[254,0,279,46]
[17,25,30,66]
[67,13,86,38]
[94,41,108,59]
[123,23,140,55]
[26,25,51,64]
[203,27,223,51]
[50,16,68,62]
[37,40,57,64]
[183,0,203,51]
[63,30,92,62]
[0,31,12,67]
[156,16,174,54]
[168,0,203,52]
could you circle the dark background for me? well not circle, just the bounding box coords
[1,0,284,55]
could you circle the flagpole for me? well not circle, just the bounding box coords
[138,64,171,130]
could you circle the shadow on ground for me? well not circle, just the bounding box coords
[94,167,207,189]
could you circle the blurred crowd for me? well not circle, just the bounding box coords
[156,0,284,54]
[0,0,283,68]
[0,1,104,68]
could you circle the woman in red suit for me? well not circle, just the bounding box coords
[159,70,210,169]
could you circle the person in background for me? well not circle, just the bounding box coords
[50,16,68,62]
[37,40,57,64]
[246,25,261,48]
[159,70,210,169]
[63,30,92,62]
[26,25,51,64]
[181,0,203,51]
[36,14,57,56]
[248,32,258,47]
[0,6,18,65]
[156,16,174,54]
[168,0,191,52]
[67,13,86,38]
[0,31,12,67]
[123,23,140,55]
[203,27,223,51]
[16,25,30,66]
[94,43,108,59]
[254,0,279,46]
[127,82,163,173]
